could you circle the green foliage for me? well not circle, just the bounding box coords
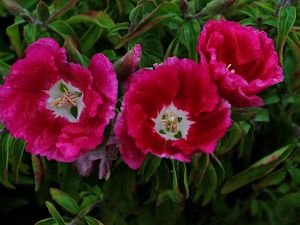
[0,0,300,225]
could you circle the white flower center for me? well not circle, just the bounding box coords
[153,103,192,141]
[47,80,84,122]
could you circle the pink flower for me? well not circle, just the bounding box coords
[197,20,283,107]
[0,38,118,162]
[115,57,231,169]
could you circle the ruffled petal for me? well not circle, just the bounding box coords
[115,113,145,169]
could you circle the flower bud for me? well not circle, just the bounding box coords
[179,0,189,15]
[115,44,141,82]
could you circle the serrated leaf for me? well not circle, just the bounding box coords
[221,145,295,194]
[45,201,66,225]
[50,188,80,214]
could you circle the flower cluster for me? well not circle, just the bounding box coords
[0,20,283,171]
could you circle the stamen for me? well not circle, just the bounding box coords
[50,88,82,108]
[226,64,236,73]
[162,111,179,133]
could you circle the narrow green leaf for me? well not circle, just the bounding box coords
[180,20,200,60]
[221,145,295,194]
[201,162,217,206]
[277,6,296,65]
[6,22,23,58]
[67,11,115,29]
[48,0,77,23]
[256,169,286,189]
[80,23,103,53]
[35,218,57,225]
[114,3,180,49]
[218,123,242,155]
[85,216,104,225]
[50,188,80,214]
[0,134,14,188]
[156,189,184,206]
[49,20,77,39]
[138,154,161,182]
[0,59,10,75]
[45,201,66,225]
[11,139,26,183]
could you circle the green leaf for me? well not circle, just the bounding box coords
[6,22,23,58]
[80,23,103,53]
[180,19,200,60]
[0,134,14,188]
[201,0,235,16]
[60,164,81,201]
[50,188,80,214]
[256,169,286,189]
[0,59,10,75]
[10,139,26,183]
[49,20,77,39]
[85,216,104,225]
[156,189,184,206]
[23,24,38,44]
[45,201,66,225]
[199,162,218,206]
[96,11,115,29]
[218,123,242,155]
[48,0,77,23]
[277,6,296,65]
[221,145,295,194]
[67,11,115,29]
[253,108,269,122]
[114,2,180,49]
[138,154,161,182]
[35,218,57,225]
[275,192,300,225]
[36,1,50,24]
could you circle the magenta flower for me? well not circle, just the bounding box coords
[115,57,231,169]
[0,38,118,162]
[197,20,283,107]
